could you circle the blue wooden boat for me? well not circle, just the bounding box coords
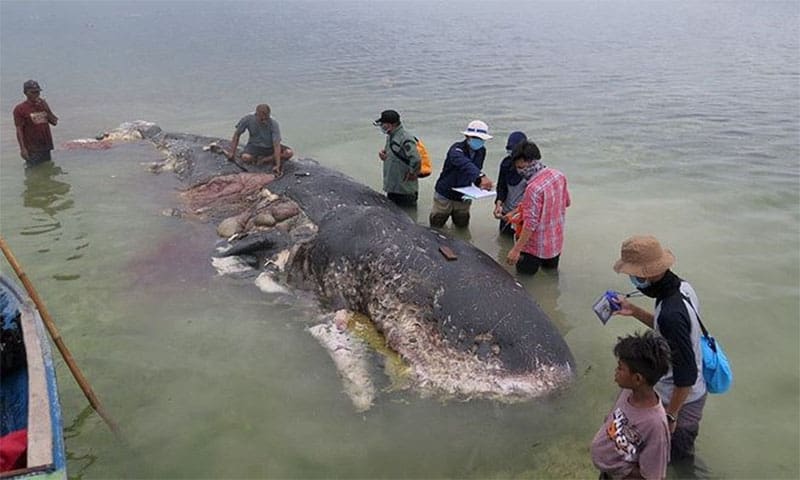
[0,275,66,479]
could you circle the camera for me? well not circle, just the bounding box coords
[592,290,621,324]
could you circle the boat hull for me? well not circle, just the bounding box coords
[0,276,66,479]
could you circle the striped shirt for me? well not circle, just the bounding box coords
[519,168,571,259]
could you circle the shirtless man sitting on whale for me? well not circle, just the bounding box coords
[227,103,294,175]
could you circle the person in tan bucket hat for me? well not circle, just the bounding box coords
[611,235,709,467]
[613,235,675,278]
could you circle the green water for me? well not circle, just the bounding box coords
[1,1,798,478]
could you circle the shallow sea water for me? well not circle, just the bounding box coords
[1,1,798,478]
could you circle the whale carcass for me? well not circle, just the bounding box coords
[71,122,575,410]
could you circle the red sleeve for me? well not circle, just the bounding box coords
[13,104,26,127]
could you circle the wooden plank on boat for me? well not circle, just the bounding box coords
[18,301,54,470]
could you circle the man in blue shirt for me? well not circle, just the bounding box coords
[429,120,494,228]
[493,131,528,236]
[227,104,294,175]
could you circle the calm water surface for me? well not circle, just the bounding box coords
[1,1,798,478]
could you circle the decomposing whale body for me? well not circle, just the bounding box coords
[77,122,575,410]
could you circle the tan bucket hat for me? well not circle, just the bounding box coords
[613,235,675,277]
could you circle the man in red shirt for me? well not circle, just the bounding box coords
[13,80,58,167]
[505,141,571,275]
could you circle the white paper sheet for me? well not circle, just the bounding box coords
[452,185,497,200]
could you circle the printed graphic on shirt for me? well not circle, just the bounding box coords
[30,111,49,124]
[607,407,643,462]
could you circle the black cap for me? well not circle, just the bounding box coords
[23,80,41,92]
[374,109,400,125]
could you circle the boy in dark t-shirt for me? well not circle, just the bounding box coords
[591,331,671,479]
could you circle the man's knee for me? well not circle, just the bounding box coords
[26,150,52,167]
[541,255,560,270]
[516,263,541,275]
[670,427,699,461]
[429,213,449,228]
[388,192,417,207]
[280,145,294,161]
[516,252,542,275]
[451,211,470,228]
[429,198,452,227]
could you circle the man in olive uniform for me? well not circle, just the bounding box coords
[374,109,420,207]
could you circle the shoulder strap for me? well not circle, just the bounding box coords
[680,293,710,338]
[389,138,417,166]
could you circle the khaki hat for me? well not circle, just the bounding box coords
[613,235,675,277]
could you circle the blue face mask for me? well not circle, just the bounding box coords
[629,275,651,289]
[468,138,485,151]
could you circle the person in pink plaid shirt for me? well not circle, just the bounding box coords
[505,141,570,275]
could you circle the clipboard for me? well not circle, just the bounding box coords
[452,185,496,200]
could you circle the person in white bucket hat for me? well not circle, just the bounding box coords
[429,120,494,228]
[461,119,493,140]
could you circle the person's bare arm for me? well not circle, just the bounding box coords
[613,296,655,328]
[227,132,240,160]
[16,126,29,160]
[39,98,58,125]
[272,139,283,176]
[665,386,691,433]
[507,227,532,266]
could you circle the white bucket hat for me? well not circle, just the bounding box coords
[462,120,492,140]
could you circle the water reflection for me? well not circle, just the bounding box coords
[669,455,713,479]
[21,161,73,236]
[63,405,98,480]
